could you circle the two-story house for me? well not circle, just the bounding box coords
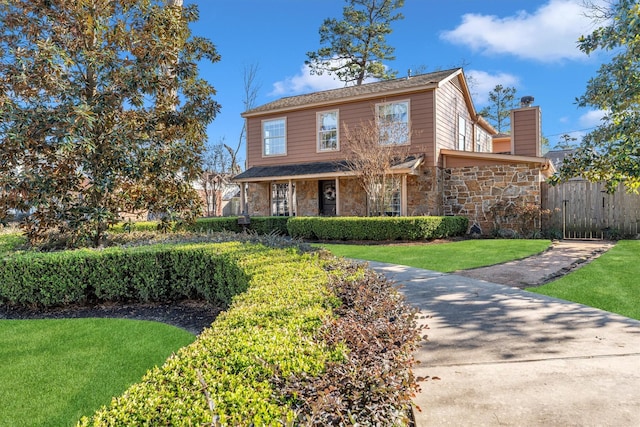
[234,68,554,234]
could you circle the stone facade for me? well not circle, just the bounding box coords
[338,177,368,216]
[406,166,442,216]
[295,180,319,216]
[247,182,270,216]
[443,164,542,235]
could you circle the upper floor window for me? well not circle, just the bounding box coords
[317,110,339,151]
[458,116,467,151]
[376,100,409,145]
[263,118,286,156]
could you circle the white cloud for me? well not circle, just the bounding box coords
[466,70,519,106]
[269,58,380,97]
[269,63,344,97]
[441,0,598,62]
[579,109,607,127]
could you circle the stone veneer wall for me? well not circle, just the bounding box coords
[295,180,319,216]
[247,182,270,216]
[338,177,368,216]
[406,166,442,216]
[443,164,542,235]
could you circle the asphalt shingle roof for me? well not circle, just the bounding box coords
[243,68,461,115]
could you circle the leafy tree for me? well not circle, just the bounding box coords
[478,84,517,133]
[306,0,404,85]
[552,0,640,192]
[0,0,220,246]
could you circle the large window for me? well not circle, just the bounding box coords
[458,116,467,151]
[317,110,339,151]
[368,176,402,216]
[263,118,286,156]
[272,183,295,216]
[376,101,409,145]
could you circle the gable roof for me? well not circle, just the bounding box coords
[242,68,463,117]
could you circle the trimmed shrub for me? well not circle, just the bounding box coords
[0,243,249,307]
[288,216,468,241]
[112,216,290,236]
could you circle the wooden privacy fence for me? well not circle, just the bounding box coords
[541,180,640,239]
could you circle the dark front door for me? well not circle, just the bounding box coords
[319,180,336,216]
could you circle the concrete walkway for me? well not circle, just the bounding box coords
[365,241,640,427]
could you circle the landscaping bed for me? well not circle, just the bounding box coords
[0,234,421,425]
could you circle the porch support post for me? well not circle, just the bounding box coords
[335,178,341,216]
[240,182,246,214]
[288,179,293,216]
[401,175,408,216]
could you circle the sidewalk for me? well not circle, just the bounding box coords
[366,241,640,426]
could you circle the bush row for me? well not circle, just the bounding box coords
[112,215,468,241]
[0,243,250,307]
[111,216,290,236]
[75,244,419,425]
[287,216,469,241]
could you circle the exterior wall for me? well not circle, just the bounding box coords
[295,180,319,216]
[434,78,473,166]
[443,164,542,235]
[338,177,368,216]
[406,166,441,215]
[247,182,270,216]
[492,137,511,154]
[511,107,541,157]
[245,91,437,168]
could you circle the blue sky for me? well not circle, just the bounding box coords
[187,0,609,164]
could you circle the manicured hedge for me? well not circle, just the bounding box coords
[111,216,290,235]
[0,239,419,424]
[0,243,249,307]
[287,215,469,241]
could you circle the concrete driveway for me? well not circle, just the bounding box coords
[367,260,640,427]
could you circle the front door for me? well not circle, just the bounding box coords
[319,180,336,216]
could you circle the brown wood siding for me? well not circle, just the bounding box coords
[245,91,436,169]
[511,107,540,157]
[434,78,472,167]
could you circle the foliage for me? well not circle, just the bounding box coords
[487,200,555,238]
[478,84,517,133]
[551,0,640,192]
[317,239,551,273]
[306,0,404,85]
[530,240,640,321]
[276,261,420,425]
[109,216,290,236]
[287,216,468,241]
[0,0,220,247]
[0,242,251,307]
[0,318,194,427]
[342,120,411,216]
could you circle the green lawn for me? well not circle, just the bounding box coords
[529,240,640,321]
[0,231,25,255]
[317,239,551,272]
[0,318,195,427]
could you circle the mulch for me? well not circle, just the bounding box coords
[0,300,223,335]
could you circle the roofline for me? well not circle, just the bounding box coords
[242,69,462,118]
[440,149,555,176]
[233,157,424,183]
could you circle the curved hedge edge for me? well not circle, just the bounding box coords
[78,246,339,425]
[77,247,421,426]
[287,216,469,241]
[110,216,290,236]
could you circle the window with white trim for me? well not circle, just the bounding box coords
[458,116,467,151]
[317,110,339,151]
[271,183,295,216]
[376,101,409,145]
[263,118,286,156]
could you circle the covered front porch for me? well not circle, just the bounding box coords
[232,158,424,217]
